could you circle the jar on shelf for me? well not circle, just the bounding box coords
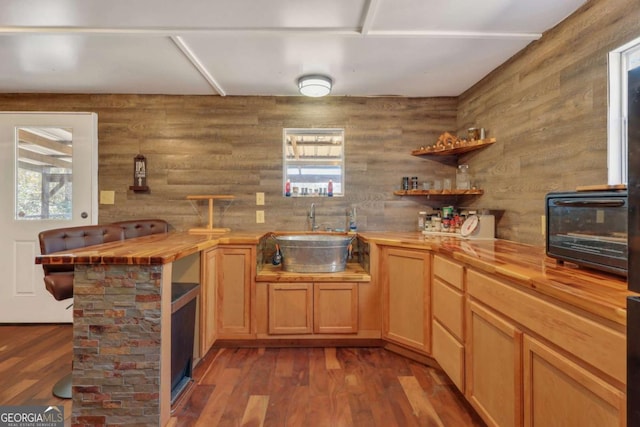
[418,211,427,231]
[411,176,419,190]
[456,164,471,190]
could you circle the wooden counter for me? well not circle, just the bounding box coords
[35,231,263,265]
[37,229,634,325]
[256,262,370,282]
[37,229,634,426]
[358,232,633,325]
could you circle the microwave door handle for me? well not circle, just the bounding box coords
[553,199,626,208]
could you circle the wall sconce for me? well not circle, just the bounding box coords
[129,154,149,192]
[298,75,332,97]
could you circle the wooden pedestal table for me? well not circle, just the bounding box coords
[187,195,235,233]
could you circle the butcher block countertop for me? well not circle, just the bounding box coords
[35,231,262,266]
[36,229,635,325]
[359,231,634,326]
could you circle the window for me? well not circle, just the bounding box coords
[16,126,73,220]
[608,36,640,185]
[283,128,344,197]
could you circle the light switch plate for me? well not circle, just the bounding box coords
[256,210,265,223]
[256,192,265,205]
[100,190,115,205]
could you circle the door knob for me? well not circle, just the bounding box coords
[81,212,88,219]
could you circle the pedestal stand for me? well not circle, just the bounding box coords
[186,195,235,233]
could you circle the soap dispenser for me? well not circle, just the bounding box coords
[347,207,357,232]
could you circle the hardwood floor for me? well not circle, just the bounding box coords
[173,346,485,426]
[0,324,72,425]
[0,325,484,426]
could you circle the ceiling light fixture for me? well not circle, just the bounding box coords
[298,75,332,97]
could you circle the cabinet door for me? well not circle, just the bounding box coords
[523,335,625,427]
[268,283,313,334]
[217,246,253,337]
[313,283,358,334]
[466,300,523,427]
[200,247,217,354]
[381,247,430,353]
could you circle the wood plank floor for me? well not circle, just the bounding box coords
[173,346,485,427]
[0,325,484,426]
[0,324,73,425]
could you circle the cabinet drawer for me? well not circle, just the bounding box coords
[432,319,464,392]
[433,255,464,290]
[432,278,464,340]
[467,269,625,384]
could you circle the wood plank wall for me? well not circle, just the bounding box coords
[457,0,640,245]
[0,95,457,233]
[1,0,637,245]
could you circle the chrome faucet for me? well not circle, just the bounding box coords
[309,203,319,231]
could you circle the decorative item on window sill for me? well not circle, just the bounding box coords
[129,154,149,192]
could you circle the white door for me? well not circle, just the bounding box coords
[0,112,98,323]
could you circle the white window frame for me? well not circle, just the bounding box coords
[608,36,640,185]
[282,128,345,197]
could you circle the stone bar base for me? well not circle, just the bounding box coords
[71,263,170,426]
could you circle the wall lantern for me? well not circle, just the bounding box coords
[130,154,149,192]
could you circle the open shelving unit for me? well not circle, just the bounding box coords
[395,137,496,198]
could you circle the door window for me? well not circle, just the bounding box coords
[15,126,73,220]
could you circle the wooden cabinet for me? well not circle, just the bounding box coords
[267,282,358,335]
[465,268,627,427]
[268,283,313,334]
[200,247,217,355]
[431,255,465,391]
[314,283,358,334]
[523,335,625,427]
[381,246,430,353]
[466,300,523,427]
[216,246,254,338]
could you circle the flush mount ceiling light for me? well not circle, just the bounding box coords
[298,75,332,97]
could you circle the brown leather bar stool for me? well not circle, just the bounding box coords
[112,219,169,239]
[38,224,124,399]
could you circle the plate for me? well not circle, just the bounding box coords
[460,214,479,237]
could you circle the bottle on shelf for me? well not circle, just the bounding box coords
[285,179,291,197]
[328,179,333,197]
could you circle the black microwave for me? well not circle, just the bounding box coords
[545,191,627,276]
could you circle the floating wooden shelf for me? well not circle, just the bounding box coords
[186,194,235,234]
[411,137,496,157]
[394,189,484,197]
